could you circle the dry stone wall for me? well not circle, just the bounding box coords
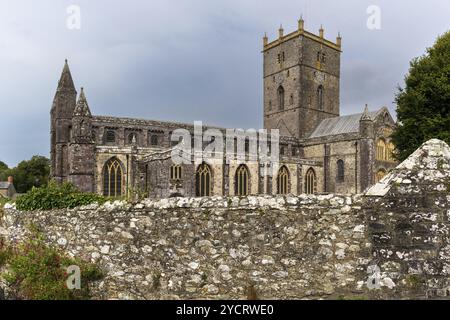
[0,194,370,300]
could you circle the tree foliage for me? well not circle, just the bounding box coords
[0,161,8,172]
[0,156,50,193]
[392,31,450,161]
[15,182,109,211]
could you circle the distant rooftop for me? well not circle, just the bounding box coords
[92,115,226,131]
[0,182,12,189]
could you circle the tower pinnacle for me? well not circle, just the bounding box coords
[73,87,91,117]
[360,104,371,121]
[57,59,76,93]
[298,16,305,31]
[278,24,284,38]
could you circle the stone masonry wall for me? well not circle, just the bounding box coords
[365,139,450,299]
[0,194,370,300]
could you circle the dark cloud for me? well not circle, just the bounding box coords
[0,0,449,166]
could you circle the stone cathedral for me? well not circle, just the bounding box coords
[50,19,397,198]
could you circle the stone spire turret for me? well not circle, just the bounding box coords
[298,16,304,31]
[360,104,371,121]
[73,87,92,117]
[57,59,76,93]
[336,32,342,48]
[263,32,268,46]
[359,104,375,192]
[278,24,284,38]
[68,87,95,192]
[71,87,93,144]
[50,60,78,184]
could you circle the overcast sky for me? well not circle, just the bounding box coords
[0,0,449,167]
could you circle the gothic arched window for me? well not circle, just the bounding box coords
[376,138,387,161]
[317,85,324,110]
[387,142,395,162]
[196,163,212,197]
[305,168,317,194]
[244,138,250,153]
[277,86,285,110]
[103,158,123,197]
[150,135,158,146]
[106,130,116,143]
[170,164,182,180]
[277,166,289,194]
[235,164,250,196]
[78,120,85,136]
[337,159,345,182]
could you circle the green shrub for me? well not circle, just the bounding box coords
[0,197,10,207]
[15,181,109,211]
[0,236,103,300]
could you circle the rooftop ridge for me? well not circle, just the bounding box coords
[309,107,386,139]
[92,115,227,130]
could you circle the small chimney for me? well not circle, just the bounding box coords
[7,176,13,184]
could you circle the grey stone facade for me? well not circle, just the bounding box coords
[50,20,397,198]
[3,139,450,299]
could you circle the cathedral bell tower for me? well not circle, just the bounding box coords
[262,19,342,139]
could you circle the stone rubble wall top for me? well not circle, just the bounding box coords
[366,139,450,197]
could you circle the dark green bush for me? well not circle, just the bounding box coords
[15,181,109,211]
[0,236,103,300]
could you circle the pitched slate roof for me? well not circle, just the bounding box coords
[308,110,380,138]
